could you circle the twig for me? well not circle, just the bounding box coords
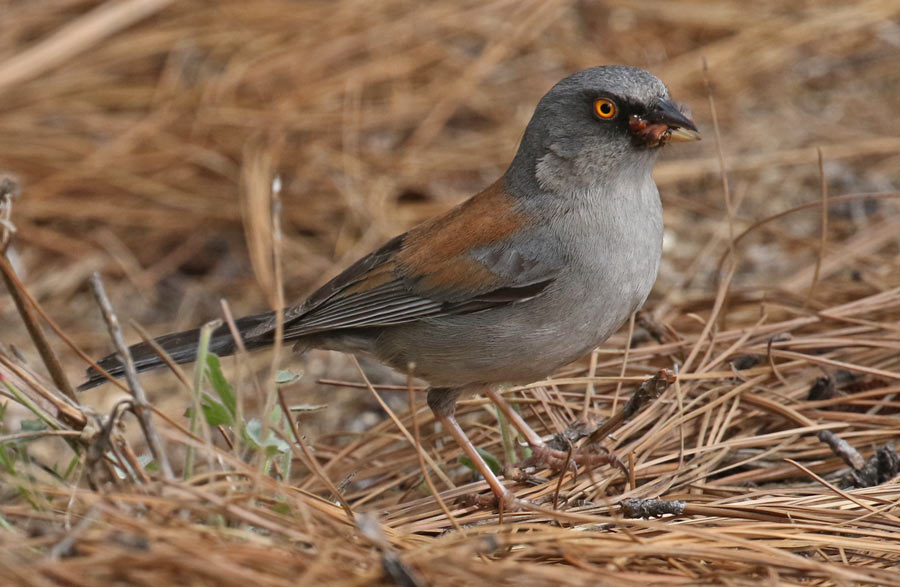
[406,371,464,533]
[356,512,425,587]
[621,497,686,519]
[116,435,152,484]
[0,255,77,403]
[785,459,900,525]
[584,369,676,446]
[275,386,354,521]
[611,312,636,414]
[0,0,174,94]
[817,430,864,470]
[258,174,285,473]
[807,147,829,305]
[219,298,251,457]
[582,349,599,417]
[349,356,457,496]
[621,498,788,524]
[715,191,900,277]
[0,175,18,254]
[0,350,84,429]
[129,319,191,390]
[702,58,735,260]
[552,444,573,511]
[0,429,82,443]
[88,272,173,479]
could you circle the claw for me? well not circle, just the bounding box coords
[461,490,528,512]
[523,443,626,477]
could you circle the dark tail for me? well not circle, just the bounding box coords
[79,311,276,391]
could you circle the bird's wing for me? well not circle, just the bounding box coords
[246,179,562,340]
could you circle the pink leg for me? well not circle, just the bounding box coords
[429,387,521,508]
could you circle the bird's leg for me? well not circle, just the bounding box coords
[485,388,623,472]
[428,387,519,508]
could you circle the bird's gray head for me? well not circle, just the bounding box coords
[506,66,699,196]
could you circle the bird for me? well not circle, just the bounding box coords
[81,65,699,506]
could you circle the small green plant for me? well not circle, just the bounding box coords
[458,446,502,476]
[186,353,297,479]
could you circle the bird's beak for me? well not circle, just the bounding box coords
[649,100,701,142]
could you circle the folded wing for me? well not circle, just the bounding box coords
[246,179,562,341]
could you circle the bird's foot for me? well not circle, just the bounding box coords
[522,443,626,476]
[461,488,528,512]
[517,419,628,477]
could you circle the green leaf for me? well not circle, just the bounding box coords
[268,403,282,426]
[19,419,47,432]
[275,370,302,386]
[205,354,236,418]
[0,444,16,473]
[289,404,327,414]
[62,455,80,480]
[185,394,233,427]
[138,454,158,472]
[272,502,292,516]
[243,419,290,454]
[201,396,233,427]
[458,447,502,476]
[242,418,263,449]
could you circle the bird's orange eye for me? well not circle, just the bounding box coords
[593,98,616,119]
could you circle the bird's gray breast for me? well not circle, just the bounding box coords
[541,174,664,351]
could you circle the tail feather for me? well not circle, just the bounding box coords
[79,311,275,391]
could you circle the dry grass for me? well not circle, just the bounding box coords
[2,0,900,585]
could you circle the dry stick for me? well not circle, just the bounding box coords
[265,175,352,519]
[628,453,636,492]
[682,262,738,375]
[0,0,174,93]
[0,349,85,429]
[784,459,900,526]
[406,373,464,533]
[116,436,152,484]
[680,72,740,375]
[701,58,739,348]
[610,312,636,414]
[552,445,573,511]
[673,371,686,476]
[88,273,173,480]
[349,356,458,495]
[581,349,599,417]
[702,58,736,260]
[766,335,789,386]
[0,429,82,443]
[817,430,865,470]
[258,176,285,474]
[584,369,675,447]
[807,147,829,306]
[0,255,78,403]
[128,320,191,390]
[0,249,130,395]
[621,498,787,524]
[715,191,900,277]
[219,299,253,458]
[276,386,354,521]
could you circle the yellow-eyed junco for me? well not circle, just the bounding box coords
[82,65,699,506]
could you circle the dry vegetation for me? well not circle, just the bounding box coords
[2,0,900,585]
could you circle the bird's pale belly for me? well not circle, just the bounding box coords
[371,268,652,388]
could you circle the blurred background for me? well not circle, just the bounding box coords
[2,0,899,432]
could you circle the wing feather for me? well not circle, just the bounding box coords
[246,179,563,341]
